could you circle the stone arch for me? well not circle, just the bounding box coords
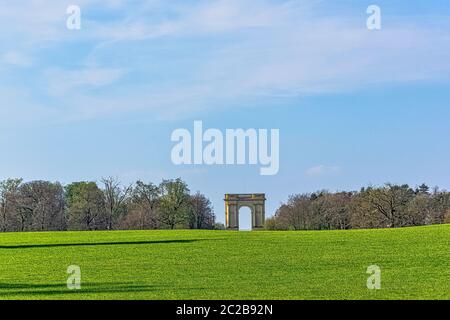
[224,194,266,230]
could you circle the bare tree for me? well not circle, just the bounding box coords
[407,194,434,226]
[122,181,161,230]
[430,188,450,224]
[348,188,381,229]
[320,192,352,230]
[189,192,215,229]
[445,210,450,224]
[0,178,22,232]
[367,184,415,228]
[101,177,132,230]
[17,181,65,231]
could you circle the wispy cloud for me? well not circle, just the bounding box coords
[1,51,32,67]
[44,68,126,95]
[305,165,342,177]
[1,0,450,123]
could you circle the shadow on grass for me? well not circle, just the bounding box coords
[0,239,219,249]
[0,282,159,296]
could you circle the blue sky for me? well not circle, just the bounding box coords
[1,0,450,224]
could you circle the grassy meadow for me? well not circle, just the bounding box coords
[0,225,449,300]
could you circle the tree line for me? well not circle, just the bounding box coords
[0,177,221,232]
[266,183,450,230]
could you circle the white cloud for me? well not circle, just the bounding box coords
[84,1,450,107]
[2,51,32,67]
[305,165,342,177]
[1,0,450,122]
[44,68,126,95]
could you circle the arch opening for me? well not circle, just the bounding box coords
[239,206,252,231]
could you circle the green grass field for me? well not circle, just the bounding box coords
[0,225,449,300]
